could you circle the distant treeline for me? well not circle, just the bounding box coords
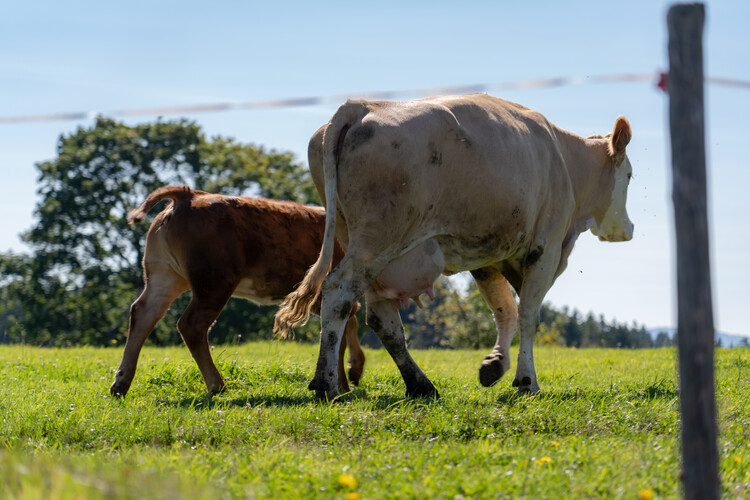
[390,277,670,350]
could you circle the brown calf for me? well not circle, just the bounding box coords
[110,185,364,397]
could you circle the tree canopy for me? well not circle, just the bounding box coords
[0,117,318,346]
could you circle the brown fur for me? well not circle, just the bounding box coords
[110,185,364,398]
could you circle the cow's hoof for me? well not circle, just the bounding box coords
[479,353,505,387]
[512,376,540,394]
[406,381,439,399]
[308,378,330,392]
[348,367,363,386]
[109,381,129,398]
[207,383,226,395]
[309,378,339,401]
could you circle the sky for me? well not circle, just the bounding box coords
[1,1,748,336]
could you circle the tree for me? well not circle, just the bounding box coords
[654,331,674,347]
[0,117,317,346]
[400,277,500,349]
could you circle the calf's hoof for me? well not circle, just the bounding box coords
[207,384,226,395]
[348,367,363,386]
[478,353,505,387]
[109,380,130,398]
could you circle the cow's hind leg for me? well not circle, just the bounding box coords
[365,296,438,398]
[309,280,358,400]
[471,268,518,388]
[312,304,362,393]
[177,288,234,394]
[111,263,188,397]
[309,252,377,401]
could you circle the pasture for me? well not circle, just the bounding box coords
[0,343,748,499]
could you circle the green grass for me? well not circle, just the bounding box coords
[0,342,748,499]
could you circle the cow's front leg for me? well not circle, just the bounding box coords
[513,307,541,394]
[513,247,560,393]
[471,268,518,388]
[365,295,438,398]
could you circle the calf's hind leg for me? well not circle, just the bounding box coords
[344,308,365,386]
[177,287,234,394]
[111,263,188,397]
[337,326,351,394]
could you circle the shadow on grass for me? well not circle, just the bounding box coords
[493,379,678,406]
[357,391,443,410]
[178,394,312,410]
[165,386,443,411]
[492,388,590,407]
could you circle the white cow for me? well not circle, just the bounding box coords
[276,93,633,400]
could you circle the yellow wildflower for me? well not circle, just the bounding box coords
[733,455,741,463]
[637,488,654,500]
[338,474,358,489]
[533,456,552,466]
[551,441,560,448]
[346,493,361,500]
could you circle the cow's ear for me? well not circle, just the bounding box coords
[609,116,631,161]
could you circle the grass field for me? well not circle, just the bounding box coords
[0,342,748,499]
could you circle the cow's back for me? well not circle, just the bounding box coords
[316,94,575,271]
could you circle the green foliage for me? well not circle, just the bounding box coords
[0,344,748,498]
[0,117,316,346]
[400,279,652,350]
[401,278,498,349]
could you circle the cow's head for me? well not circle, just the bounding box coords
[590,116,634,242]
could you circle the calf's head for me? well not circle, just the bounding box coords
[590,116,634,243]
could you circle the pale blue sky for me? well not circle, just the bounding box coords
[1,1,748,335]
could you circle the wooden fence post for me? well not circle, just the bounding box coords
[667,4,719,499]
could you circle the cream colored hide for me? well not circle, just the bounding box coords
[276,93,633,400]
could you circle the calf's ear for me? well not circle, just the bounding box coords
[609,116,632,161]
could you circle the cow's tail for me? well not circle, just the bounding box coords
[274,101,366,338]
[127,185,194,224]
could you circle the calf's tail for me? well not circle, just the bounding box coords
[274,101,366,338]
[127,185,195,224]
